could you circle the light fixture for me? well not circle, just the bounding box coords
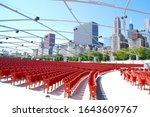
[98,36,102,38]
[35,16,40,21]
[121,15,127,19]
[16,30,19,33]
[73,28,78,31]
[141,30,145,32]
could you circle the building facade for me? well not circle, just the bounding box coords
[128,23,147,48]
[58,42,86,56]
[145,19,150,46]
[32,49,38,57]
[114,17,121,34]
[57,41,102,57]
[112,17,128,52]
[128,23,134,38]
[129,32,147,48]
[74,22,99,46]
[43,33,55,55]
[145,19,150,32]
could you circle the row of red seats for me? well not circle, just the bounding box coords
[0,58,144,99]
[88,71,99,100]
[1,58,143,73]
[64,71,90,98]
[63,71,84,97]
[43,70,78,93]
[0,69,10,80]
[87,64,144,100]
[121,67,150,94]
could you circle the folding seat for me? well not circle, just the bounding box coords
[146,77,150,94]
[120,68,126,76]
[130,72,137,85]
[89,85,96,100]
[63,75,77,97]
[126,72,131,81]
[137,74,146,90]
[25,75,35,89]
[0,69,10,80]
[87,71,97,100]
[64,83,71,97]
[11,72,22,85]
[43,76,55,93]
[143,71,150,76]
[34,74,42,86]
[123,71,128,80]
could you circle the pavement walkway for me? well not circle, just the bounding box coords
[97,70,150,100]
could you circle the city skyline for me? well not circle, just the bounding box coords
[0,0,150,54]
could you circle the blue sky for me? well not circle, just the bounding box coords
[0,0,150,53]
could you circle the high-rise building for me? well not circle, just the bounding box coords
[127,22,147,48]
[129,31,147,48]
[129,23,134,30]
[43,33,55,55]
[32,49,38,57]
[112,17,128,52]
[23,52,29,57]
[145,19,150,46]
[114,17,121,34]
[128,23,134,38]
[145,19,150,32]
[74,22,100,46]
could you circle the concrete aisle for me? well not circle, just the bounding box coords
[97,70,150,100]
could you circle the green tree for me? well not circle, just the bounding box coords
[135,47,145,60]
[78,53,89,61]
[145,48,150,59]
[54,54,63,61]
[68,56,78,61]
[88,51,103,61]
[113,49,129,60]
[103,53,110,61]
[128,48,136,60]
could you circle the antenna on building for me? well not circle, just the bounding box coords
[41,38,44,56]
[129,17,132,24]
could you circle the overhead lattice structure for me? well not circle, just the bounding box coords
[0,0,150,56]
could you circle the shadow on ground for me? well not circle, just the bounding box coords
[16,83,26,87]
[0,79,12,84]
[70,78,88,100]
[30,85,44,91]
[48,85,64,96]
[96,76,108,100]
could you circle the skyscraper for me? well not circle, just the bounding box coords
[112,17,128,52]
[145,19,150,32]
[74,22,99,46]
[114,17,121,34]
[43,33,55,55]
[128,23,134,39]
[32,49,38,57]
[129,23,134,30]
[145,19,150,46]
